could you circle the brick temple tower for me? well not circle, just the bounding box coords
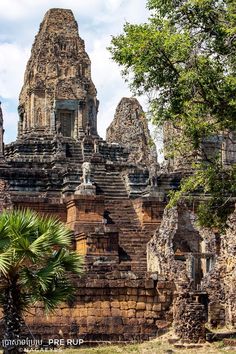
[18,8,99,139]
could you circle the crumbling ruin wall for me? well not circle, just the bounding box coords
[201,206,236,327]
[147,206,178,277]
[147,204,203,288]
[148,202,236,332]
[147,204,217,341]
[13,278,174,342]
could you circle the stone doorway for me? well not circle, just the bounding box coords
[59,110,75,137]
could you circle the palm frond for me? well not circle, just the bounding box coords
[4,209,39,240]
[50,248,84,274]
[20,261,64,292]
[40,280,75,313]
[37,215,72,246]
[28,232,52,255]
[0,249,13,276]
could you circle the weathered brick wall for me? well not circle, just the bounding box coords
[13,200,67,222]
[22,278,174,342]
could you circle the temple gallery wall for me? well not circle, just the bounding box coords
[0,8,235,343]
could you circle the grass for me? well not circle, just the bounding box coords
[0,338,234,354]
[24,342,236,354]
[1,330,236,353]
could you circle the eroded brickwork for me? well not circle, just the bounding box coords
[201,206,236,327]
[24,278,174,342]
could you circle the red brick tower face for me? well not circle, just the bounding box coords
[18,8,99,139]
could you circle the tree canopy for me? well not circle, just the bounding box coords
[109,0,236,229]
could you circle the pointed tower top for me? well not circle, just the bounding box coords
[40,8,78,35]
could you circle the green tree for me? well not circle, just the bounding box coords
[109,0,236,228]
[0,209,83,354]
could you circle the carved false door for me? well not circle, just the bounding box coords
[59,110,75,137]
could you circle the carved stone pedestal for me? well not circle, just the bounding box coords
[75,182,96,195]
[65,193,119,271]
[133,197,165,226]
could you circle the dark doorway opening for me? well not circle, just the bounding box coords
[59,110,75,137]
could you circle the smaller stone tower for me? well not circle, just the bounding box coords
[106,97,157,167]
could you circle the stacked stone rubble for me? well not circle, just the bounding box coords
[173,289,206,343]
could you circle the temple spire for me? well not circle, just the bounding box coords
[18,8,99,139]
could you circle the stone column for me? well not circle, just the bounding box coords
[74,107,78,139]
[78,100,85,137]
[30,92,35,130]
[0,103,4,157]
[50,99,56,133]
[0,102,7,164]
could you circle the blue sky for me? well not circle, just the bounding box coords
[0,0,163,156]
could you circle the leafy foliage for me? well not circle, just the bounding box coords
[109,0,236,228]
[0,209,83,313]
[168,161,236,230]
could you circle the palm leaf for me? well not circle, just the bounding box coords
[39,279,75,313]
[50,248,84,274]
[0,249,13,276]
[0,208,83,320]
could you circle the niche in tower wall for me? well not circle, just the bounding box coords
[58,110,75,137]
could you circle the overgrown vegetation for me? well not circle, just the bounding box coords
[109,0,236,229]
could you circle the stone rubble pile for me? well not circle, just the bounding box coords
[173,289,206,343]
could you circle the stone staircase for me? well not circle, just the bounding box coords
[65,141,83,162]
[93,170,155,274]
[93,171,128,199]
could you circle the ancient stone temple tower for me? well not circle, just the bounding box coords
[1,7,235,343]
[18,8,98,138]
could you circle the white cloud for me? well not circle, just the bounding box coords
[0,0,27,20]
[1,102,18,143]
[0,43,30,99]
[0,0,122,21]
